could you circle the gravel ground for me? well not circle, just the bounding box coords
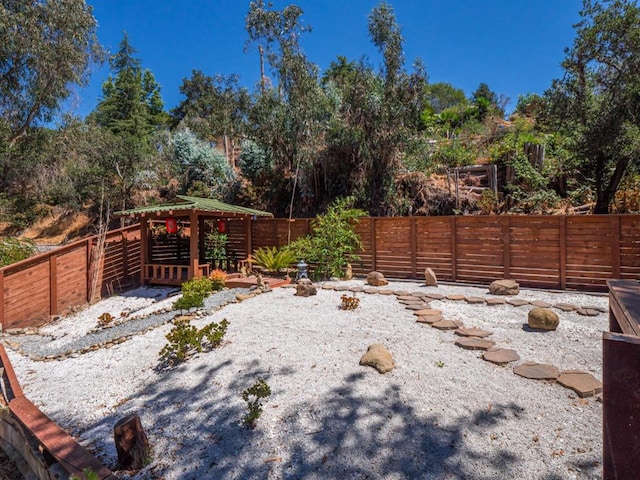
[3,280,607,480]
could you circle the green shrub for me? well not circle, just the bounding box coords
[289,197,365,279]
[242,379,271,429]
[159,318,229,366]
[173,277,214,311]
[0,237,37,267]
[252,246,296,272]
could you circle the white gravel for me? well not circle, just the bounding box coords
[4,280,607,479]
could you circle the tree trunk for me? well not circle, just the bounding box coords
[114,413,150,471]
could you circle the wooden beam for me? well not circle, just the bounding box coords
[371,218,377,271]
[140,219,148,285]
[559,216,566,289]
[0,270,4,331]
[85,238,93,302]
[450,216,457,282]
[49,254,58,317]
[189,212,199,278]
[410,217,417,278]
[502,216,510,279]
[245,216,253,258]
[611,215,621,279]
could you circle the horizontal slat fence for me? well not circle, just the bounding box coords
[249,215,640,293]
[0,225,140,330]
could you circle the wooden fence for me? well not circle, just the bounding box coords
[2,215,639,330]
[0,226,140,330]
[249,215,640,291]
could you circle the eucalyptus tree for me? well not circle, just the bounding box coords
[545,0,640,213]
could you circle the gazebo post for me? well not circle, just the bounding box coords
[140,217,148,285]
[245,216,253,259]
[189,212,200,278]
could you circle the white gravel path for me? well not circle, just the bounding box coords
[3,280,608,479]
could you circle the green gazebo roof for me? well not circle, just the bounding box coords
[115,195,273,218]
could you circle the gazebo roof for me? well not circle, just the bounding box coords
[115,195,273,218]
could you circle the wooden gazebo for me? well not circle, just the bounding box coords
[116,195,273,285]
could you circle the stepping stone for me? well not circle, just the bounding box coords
[581,305,607,313]
[393,290,411,296]
[455,337,495,350]
[446,294,466,301]
[400,299,428,306]
[507,298,530,307]
[425,292,445,300]
[485,298,506,305]
[416,315,444,324]
[576,308,600,317]
[482,348,520,365]
[363,287,380,294]
[334,285,350,291]
[455,327,493,338]
[349,286,364,293]
[465,297,486,304]
[410,292,429,298]
[554,303,578,312]
[432,319,463,330]
[405,304,431,311]
[557,370,603,398]
[322,285,336,290]
[413,309,442,317]
[398,295,419,301]
[530,300,552,308]
[378,289,395,295]
[513,362,560,380]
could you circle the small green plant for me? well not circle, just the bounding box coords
[159,318,229,366]
[242,379,271,429]
[70,468,99,480]
[173,276,214,311]
[340,294,360,310]
[97,312,114,327]
[252,246,296,273]
[435,360,445,368]
[206,229,228,261]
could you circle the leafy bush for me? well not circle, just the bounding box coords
[242,379,271,429]
[159,318,229,366]
[252,246,296,273]
[209,269,227,291]
[340,294,360,310]
[97,312,114,327]
[173,277,214,311]
[0,237,37,267]
[289,197,365,279]
[206,229,228,261]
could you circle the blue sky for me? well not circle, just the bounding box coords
[69,0,583,119]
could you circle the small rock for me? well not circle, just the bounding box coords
[455,327,493,338]
[359,344,395,374]
[489,279,520,295]
[482,348,520,365]
[557,370,603,398]
[366,271,389,286]
[455,338,495,350]
[513,362,560,380]
[424,268,438,287]
[236,293,255,302]
[295,279,317,297]
[344,263,353,280]
[528,308,560,331]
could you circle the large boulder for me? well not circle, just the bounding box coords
[424,267,438,287]
[295,278,317,297]
[489,279,520,295]
[359,344,395,374]
[366,271,388,286]
[528,307,560,331]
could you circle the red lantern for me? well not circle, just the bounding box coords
[165,217,178,234]
[216,219,227,233]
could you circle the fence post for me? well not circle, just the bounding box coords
[502,217,511,279]
[371,218,377,271]
[559,217,567,289]
[122,230,129,282]
[86,239,93,302]
[245,217,253,258]
[49,255,58,316]
[0,270,4,330]
[410,217,417,278]
[611,215,621,279]
[450,216,457,282]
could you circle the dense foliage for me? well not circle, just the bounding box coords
[1,0,639,243]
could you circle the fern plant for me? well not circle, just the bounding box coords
[252,246,296,273]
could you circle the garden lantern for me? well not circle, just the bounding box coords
[165,217,178,234]
[216,219,227,233]
[296,260,309,280]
